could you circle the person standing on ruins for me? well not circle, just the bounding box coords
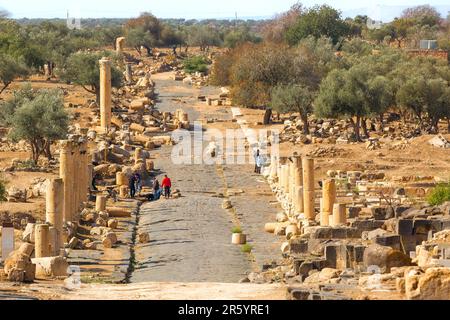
[92,173,101,191]
[135,173,142,196]
[161,175,172,199]
[129,174,137,198]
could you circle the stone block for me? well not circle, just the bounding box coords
[32,256,69,278]
[429,220,443,233]
[401,235,418,254]
[396,219,413,236]
[289,288,311,300]
[375,235,401,250]
[354,245,366,263]
[371,207,394,220]
[310,227,332,239]
[331,227,348,239]
[290,238,308,254]
[363,244,411,273]
[325,244,350,270]
[442,219,450,231]
[395,206,411,217]
[298,261,314,277]
[413,219,432,235]
[351,220,379,232]
[348,207,361,219]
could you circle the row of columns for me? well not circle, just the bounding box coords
[270,154,347,226]
[59,139,91,223]
[38,139,92,257]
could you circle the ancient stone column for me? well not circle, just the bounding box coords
[288,160,295,197]
[60,140,73,223]
[95,195,107,212]
[135,147,142,164]
[116,172,127,186]
[294,167,303,188]
[99,57,112,132]
[72,143,81,220]
[119,186,128,198]
[1,222,14,261]
[331,203,347,227]
[116,37,125,54]
[35,224,50,258]
[282,165,290,193]
[321,179,336,226]
[292,154,302,171]
[48,226,58,256]
[294,186,304,214]
[87,163,93,194]
[45,178,64,254]
[125,62,132,83]
[79,142,88,204]
[269,156,278,179]
[302,157,315,220]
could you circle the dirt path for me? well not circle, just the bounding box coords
[0,281,286,300]
[131,73,283,283]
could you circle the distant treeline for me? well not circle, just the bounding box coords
[14,18,268,29]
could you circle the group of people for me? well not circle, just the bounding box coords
[148,175,172,201]
[92,171,172,201]
[128,172,142,198]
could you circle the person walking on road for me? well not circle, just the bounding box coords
[253,149,260,173]
[161,175,172,199]
[153,177,162,200]
[255,153,263,174]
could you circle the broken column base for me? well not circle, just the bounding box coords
[31,256,69,278]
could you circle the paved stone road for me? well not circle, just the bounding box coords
[131,73,282,283]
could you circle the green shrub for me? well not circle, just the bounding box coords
[241,244,253,253]
[427,183,450,206]
[183,56,209,74]
[16,159,38,169]
[232,226,242,234]
[0,175,7,202]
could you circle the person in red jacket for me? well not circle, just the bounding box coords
[161,175,172,199]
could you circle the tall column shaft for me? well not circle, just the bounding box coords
[332,203,347,227]
[59,140,73,223]
[294,186,304,214]
[99,58,112,132]
[87,164,93,193]
[302,158,315,220]
[80,142,88,204]
[35,224,50,258]
[135,147,142,164]
[46,178,64,254]
[95,195,107,212]
[321,179,336,226]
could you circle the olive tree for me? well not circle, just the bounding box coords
[0,54,29,95]
[271,84,314,133]
[59,51,122,102]
[0,84,69,163]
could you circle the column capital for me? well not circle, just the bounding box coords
[99,57,112,65]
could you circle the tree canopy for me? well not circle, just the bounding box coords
[0,84,69,162]
[59,52,123,101]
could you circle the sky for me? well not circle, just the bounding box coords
[0,0,449,20]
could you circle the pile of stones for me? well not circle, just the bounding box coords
[245,152,450,300]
